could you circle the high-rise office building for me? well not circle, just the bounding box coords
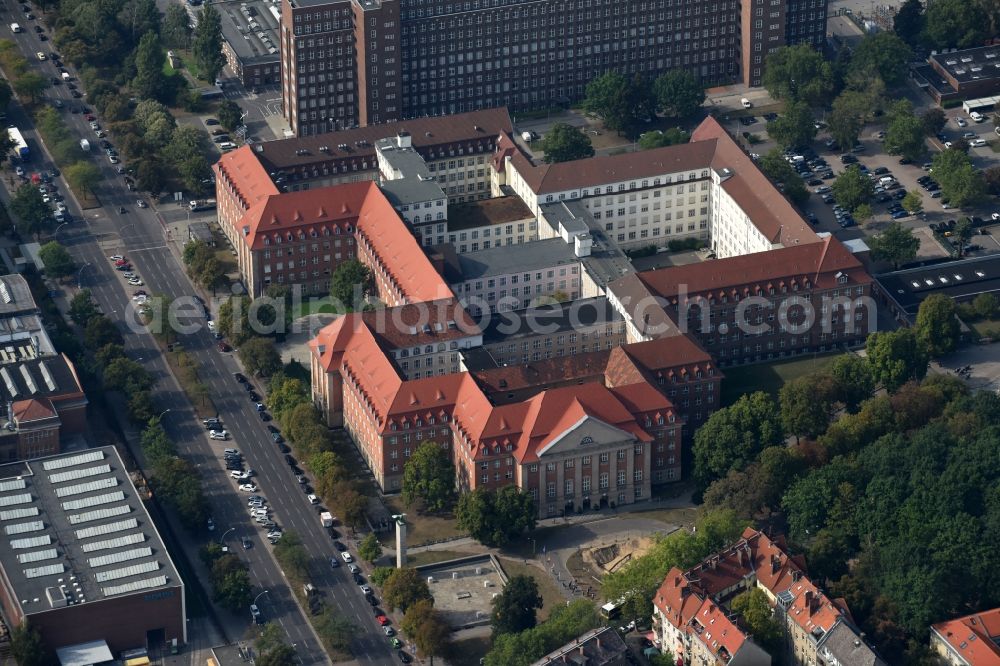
[279,0,827,136]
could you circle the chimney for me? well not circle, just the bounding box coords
[771,554,779,575]
[804,591,814,615]
[792,570,802,582]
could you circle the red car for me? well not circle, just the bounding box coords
[376,615,389,626]
[115,259,129,266]
[85,114,95,121]
[218,342,232,352]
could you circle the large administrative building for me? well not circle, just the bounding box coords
[278,0,829,135]
[0,447,185,658]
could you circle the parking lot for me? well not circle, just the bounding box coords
[727,105,1000,267]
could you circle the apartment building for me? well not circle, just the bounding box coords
[443,196,536,251]
[930,607,1000,666]
[653,528,884,666]
[279,0,828,135]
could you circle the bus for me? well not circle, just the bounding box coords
[7,127,28,160]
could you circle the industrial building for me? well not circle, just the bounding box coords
[0,447,186,657]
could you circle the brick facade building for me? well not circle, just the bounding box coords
[279,0,828,136]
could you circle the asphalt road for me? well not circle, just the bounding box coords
[3,18,395,665]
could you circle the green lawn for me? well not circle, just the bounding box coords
[378,495,467,548]
[289,296,343,320]
[970,317,1000,340]
[720,352,843,405]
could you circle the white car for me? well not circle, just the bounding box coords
[971,138,987,148]
[109,255,124,261]
[133,295,148,304]
[341,551,353,563]
[308,494,319,504]
[209,429,229,440]
[230,470,243,480]
[741,97,752,108]
[956,117,967,127]
[128,279,144,286]
[109,155,120,164]
[207,320,216,331]
[36,52,46,60]
[239,483,258,492]
[56,202,67,212]
[122,272,136,279]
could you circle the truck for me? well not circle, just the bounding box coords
[79,138,90,152]
[320,512,334,528]
[7,128,28,160]
[189,199,217,212]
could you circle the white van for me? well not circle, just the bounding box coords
[10,23,21,33]
[971,111,985,123]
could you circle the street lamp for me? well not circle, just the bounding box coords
[54,222,69,241]
[254,590,269,605]
[220,526,235,546]
[76,262,91,289]
[156,409,172,421]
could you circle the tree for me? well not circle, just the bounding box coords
[915,293,960,357]
[192,5,226,82]
[162,4,192,48]
[209,554,252,611]
[828,90,870,152]
[13,72,48,103]
[539,123,594,163]
[829,354,874,412]
[832,165,874,214]
[239,337,283,376]
[932,148,987,208]
[692,392,782,493]
[902,190,923,214]
[923,0,988,50]
[103,357,153,393]
[38,241,76,278]
[194,255,227,291]
[921,107,947,136]
[313,609,356,654]
[357,532,382,562]
[484,600,599,666]
[853,203,874,225]
[0,129,14,168]
[638,128,689,150]
[780,374,835,442]
[332,480,368,529]
[491,575,543,638]
[10,621,46,666]
[652,69,705,119]
[402,440,455,512]
[136,158,166,195]
[583,71,642,133]
[767,100,817,150]
[69,290,99,325]
[217,99,244,132]
[758,148,809,205]
[870,221,920,269]
[954,217,974,257]
[762,44,834,107]
[884,107,926,161]
[10,185,52,236]
[132,30,167,100]
[894,0,926,47]
[401,599,451,664]
[329,259,374,309]
[456,486,536,547]
[85,316,123,349]
[866,329,929,391]
[273,531,310,582]
[256,623,297,666]
[0,78,12,112]
[851,33,913,87]
[383,567,433,612]
[985,166,1000,196]
[64,162,102,199]
[731,588,782,651]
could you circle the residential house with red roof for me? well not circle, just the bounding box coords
[653,528,884,666]
[931,607,1000,666]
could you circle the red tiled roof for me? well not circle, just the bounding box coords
[690,598,749,662]
[13,397,57,423]
[633,235,871,301]
[932,608,1000,665]
[241,181,369,250]
[214,145,279,209]
[655,567,708,634]
[692,116,815,248]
